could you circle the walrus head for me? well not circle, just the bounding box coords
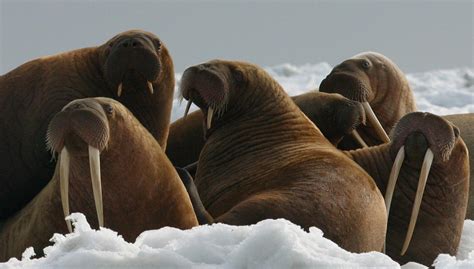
[294,92,366,145]
[46,98,128,232]
[319,52,404,144]
[100,30,165,97]
[179,60,266,132]
[383,112,460,256]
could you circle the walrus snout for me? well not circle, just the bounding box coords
[320,72,370,102]
[390,112,457,163]
[47,99,110,154]
[180,63,230,129]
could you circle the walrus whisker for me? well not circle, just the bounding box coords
[59,147,73,233]
[207,107,214,129]
[362,102,390,143]
[183,99,192,119]
[88,145,104,228]
[117,82,123,97]
[352,130,368,148]
[147,81,154,95]
[401,148,434,256]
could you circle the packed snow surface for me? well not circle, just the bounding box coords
[2,64,473,268]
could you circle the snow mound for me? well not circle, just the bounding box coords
[1,213,399,269]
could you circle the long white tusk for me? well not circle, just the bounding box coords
[183,99,192,119]
[147,81,154,95]
[385,146,405,216]
[207,107,214,129]
[400,148,434,255]
[352,130,368,148]
[59,147,72,233]
[88,146,104,228]
[117,83,123,97]
[362,102,390,143]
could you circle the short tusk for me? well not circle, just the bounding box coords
[183,99,192,119]
[147,81,154,95]
[59,147,72,233]
[88,145,104,228]
[117,83,123,97]
[352,130,368,148]
[207,107,214,129]
[400,148,434,256]
[385,146,405,216]
[362,102,390,143]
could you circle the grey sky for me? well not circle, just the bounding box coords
[1,0,473,75]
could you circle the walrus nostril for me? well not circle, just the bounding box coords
[117,38,144,49]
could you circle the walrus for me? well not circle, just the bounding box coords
[167,91,365,168]
[0,97,197,261]
[442,113,473,219]
[319,51,416,149]
[179,60,387,252]
[346,112,469,265]
[0,30,175,220]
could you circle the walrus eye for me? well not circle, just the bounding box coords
[155,39,162,50]
[108,42,114,48]
[103,104,114,115]
[232,69,244,84]
[362,60,371,69]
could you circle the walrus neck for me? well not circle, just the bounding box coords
[71,48,109,93]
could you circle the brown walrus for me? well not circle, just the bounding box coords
[347,112,469,265]
[179,60,387,252]
[319,51,416,149]
[0,97,197,261]
[442,113,473,219]
[0,30,175,220]
[167,91,365,168]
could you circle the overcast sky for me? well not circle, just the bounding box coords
[1,0,473,74]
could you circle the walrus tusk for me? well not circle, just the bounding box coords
[207,107,214,129]
[385,146,405,216]
[117,83,123,97]
[88,145,104,228]
[362,102,390,143]
[59,147,72,233]
[352,130,368,148]
[147,81,154,95]
[401,148,434,256]
[183,99,192,119]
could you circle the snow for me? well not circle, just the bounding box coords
[2,63,473,268]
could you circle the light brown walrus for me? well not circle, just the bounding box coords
[0,97,197,261]
[167,91,365,168]
[179,60,387,253]
[319,51,416,149]
[347,112,469,265]
[0,30,175,220]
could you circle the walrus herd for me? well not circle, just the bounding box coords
[0,30,471,267]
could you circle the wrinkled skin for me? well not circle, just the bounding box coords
[180,60,387,253]
[0,98,197,261]
[0,30,175,220]
[320,51,415,149]
[167,91,365,168]
[347,112,469,265]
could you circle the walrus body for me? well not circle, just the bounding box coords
[443,113,473,219]
[320,52,415,148]
[347,112,469,265]
[0,98,197,261]
[0,30,175,219]
[167,91,365,168]
[180,60,387,252]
